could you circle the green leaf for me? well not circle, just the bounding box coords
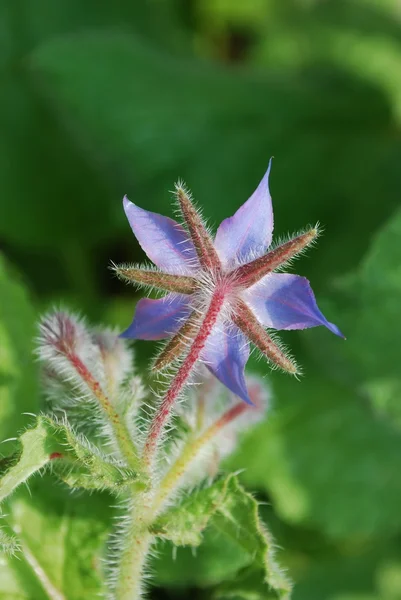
[0,2,184,249]
[0,416,142,501]
[214,567,284,600]
[153,474,291,599]
[0,419,51,502]
[228,374,401,539]
[152,473,235,547]
[309,206,401,426]
[2,476,111,599]
[27,29,399,284]
[153,526,250,589]
[0,255,39,445]
[286,535,401,600]
[45,417,145,492]
[234,205,401,540]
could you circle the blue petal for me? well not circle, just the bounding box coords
[123,197,199,273]
[214,159,273,267]
[245,273,344,337]
[201,322,252,404]
[121,294,192,340]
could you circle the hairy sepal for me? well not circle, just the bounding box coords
[112,262,198,294]
[175,181,221,270]
[236,227,319,287]
[152,311,200,371]
[233,300,298,374]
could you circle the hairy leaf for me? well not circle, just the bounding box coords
[0,419,50,502]
[2,477,111,599]
[153,474,291,599]
[153,526,250,588]
[0,416,142,501]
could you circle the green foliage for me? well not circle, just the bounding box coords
[24,15,399,284]
[0,418,52,502]
[0,415,142,501]
[1,478,111,600]
[153,474,291,598]
[312,206,401,421]
[2,0,401,597]
[0,1,185,250]
[226,207,401,542]
[154,525,250,589]
[0,256,39,443]
[229,374,401,538]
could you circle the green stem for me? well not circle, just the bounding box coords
[115,529,153,600]
[114,402,248,599]
[114,490,154,600]
[152,401,248,517]
[67,351,140,471]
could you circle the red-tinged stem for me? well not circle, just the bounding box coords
[66,351,140,470]
[233,300,297,373]
[151,401,248,515]
[235,229,317,288]
[143,289,225,469]
[206,401,249,434]
[176,185,221,270]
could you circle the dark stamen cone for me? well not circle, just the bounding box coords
[114,265,198,294]
[233,300,297,374]
[153,312,200,371]
[235,228,318,288]
[175,184,221,270]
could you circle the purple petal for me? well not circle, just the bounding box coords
[201,322,252,404]
[123,197,198,273]
[245,273,344,337]
[214,160,274,267]
[121,294,191,340]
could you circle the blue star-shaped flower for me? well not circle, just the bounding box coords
[117,161,343,405]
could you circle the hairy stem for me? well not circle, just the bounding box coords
[114,398,249,599]
[114,401,249,599]
[143,290,225,470]
[151,401,248,515]
[114,492,153,600]
[67,352,140,471]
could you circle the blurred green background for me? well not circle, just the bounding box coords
[1,0,401,598]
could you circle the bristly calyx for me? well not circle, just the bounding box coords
[116,159,343,404]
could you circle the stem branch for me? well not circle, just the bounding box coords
[143,290,225,469]
[68,352,140,471]
[152,401,248,515]
[114,401,248,599]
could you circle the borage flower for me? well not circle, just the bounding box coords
[116,160,343,410]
